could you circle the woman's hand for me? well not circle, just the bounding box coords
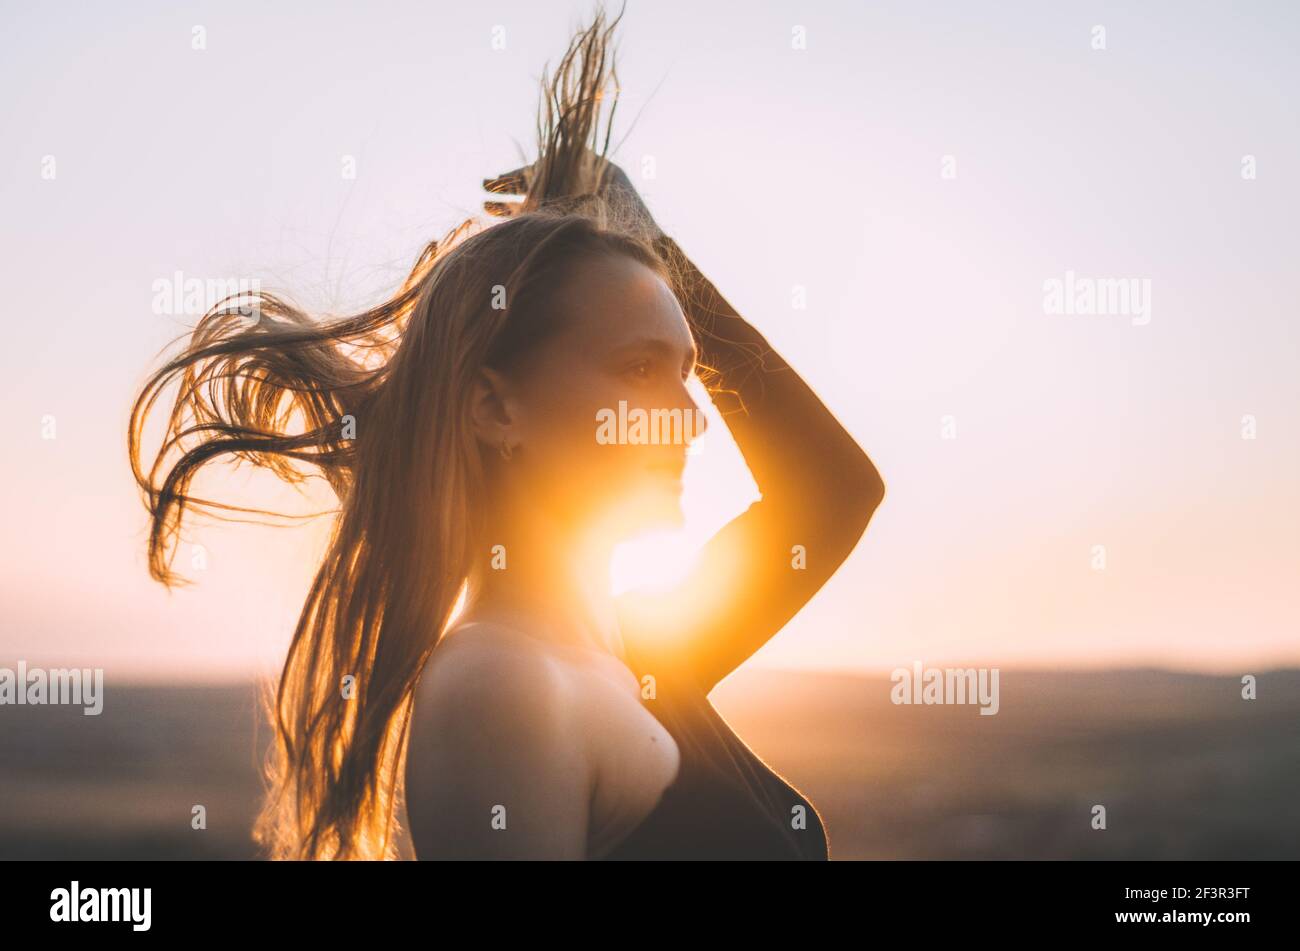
[483,150,663,240]
[481,163,536,218]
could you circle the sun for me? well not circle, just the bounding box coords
[609,529,702,596]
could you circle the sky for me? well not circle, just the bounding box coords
[1,0,1297,683]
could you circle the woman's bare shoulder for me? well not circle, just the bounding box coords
[412,623,577,739]
[405,624,592,858]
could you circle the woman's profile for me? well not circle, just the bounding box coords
[128,6,884,860]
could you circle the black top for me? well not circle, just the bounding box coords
[601,655,828,861]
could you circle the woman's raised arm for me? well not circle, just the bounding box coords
[616,235,885,693]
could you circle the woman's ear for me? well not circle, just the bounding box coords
[469,366,519,453]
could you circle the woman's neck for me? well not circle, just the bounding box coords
[469,501,625,659]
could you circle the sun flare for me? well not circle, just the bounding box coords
[609,529,702,596]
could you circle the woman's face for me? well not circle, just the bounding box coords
[497,251,707,542]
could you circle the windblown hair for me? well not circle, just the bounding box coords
[128,4,677,859]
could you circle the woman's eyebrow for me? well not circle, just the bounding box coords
[611,337,698,366]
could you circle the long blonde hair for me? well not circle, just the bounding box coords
[128,4,672,859]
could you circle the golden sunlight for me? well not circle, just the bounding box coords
[609,529,703,596]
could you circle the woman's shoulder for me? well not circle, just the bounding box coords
[406,623,591,807]
[413,622,578,737]
[405,623,595,858]
[408,620,654,773]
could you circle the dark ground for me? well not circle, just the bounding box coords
[2,668,1297,860]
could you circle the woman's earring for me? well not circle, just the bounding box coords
[499,438,513,461]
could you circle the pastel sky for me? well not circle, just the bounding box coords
[2,0,1296,683]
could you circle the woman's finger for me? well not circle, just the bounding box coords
[483,176,521,196]
[483,199,521,217]
[483,165,533,195]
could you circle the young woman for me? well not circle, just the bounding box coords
[128,8,884,860]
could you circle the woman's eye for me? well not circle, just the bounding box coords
[626,360,652,379]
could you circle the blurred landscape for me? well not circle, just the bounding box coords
[2,667,1297,860]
